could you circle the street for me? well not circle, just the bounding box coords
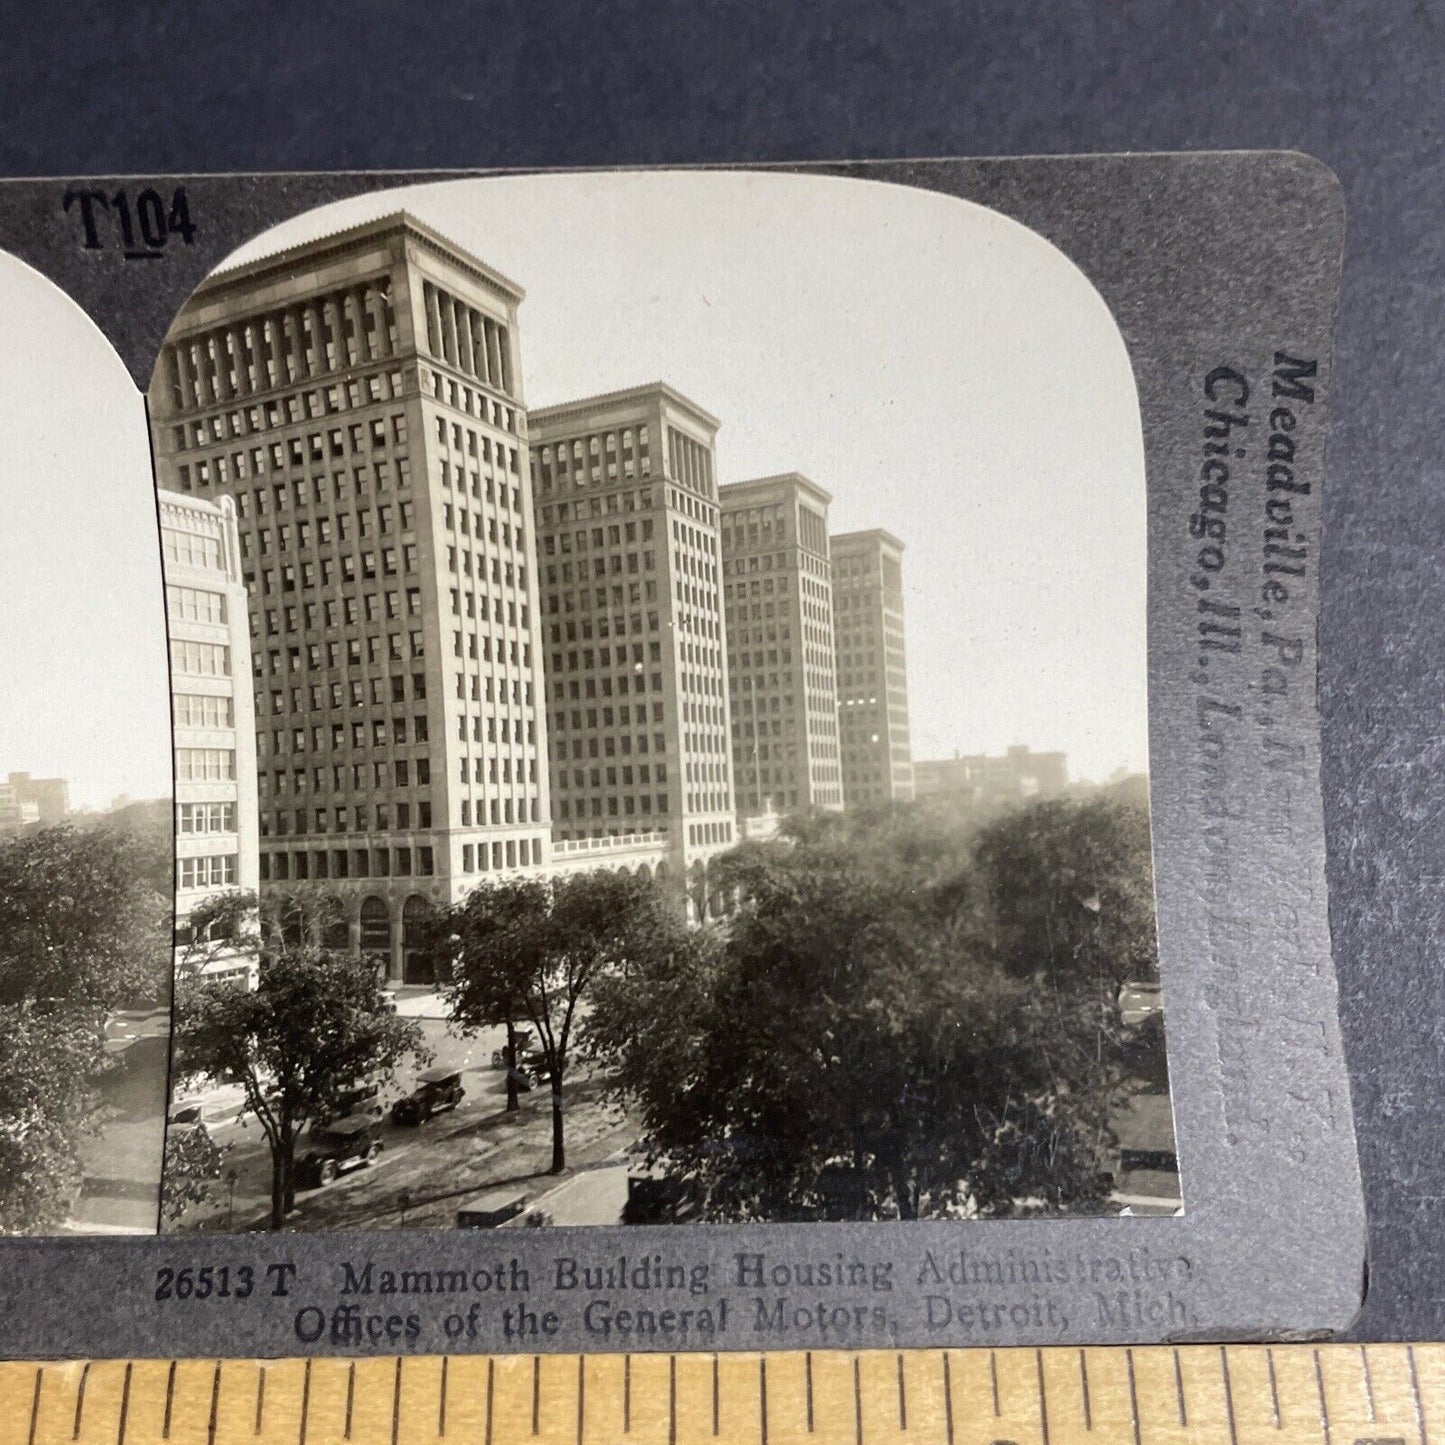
[176,1003,637,1233]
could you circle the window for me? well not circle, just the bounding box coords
[178,854,238,890]
[176,748,236,781]
[165,585,226,624]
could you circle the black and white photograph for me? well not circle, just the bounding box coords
[0,170,1174,1238]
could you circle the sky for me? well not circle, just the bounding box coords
[0,253,171,811]
[0,170,1147,810]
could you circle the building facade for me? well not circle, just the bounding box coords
[720,473,843,816]
[832,529,914,805]
[147,213,552,979]
[913,746,1068,811]
[0,772,67,833]
[160,489,262,985]
[529,384,737,879]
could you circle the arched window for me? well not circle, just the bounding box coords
[359,896,390,956]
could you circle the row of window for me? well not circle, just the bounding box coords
[177,802,237,833]
[174,693,236,729]
[163,529,224,573]
[265,800,434,834]
[170,363,404,451]
[178,854,238,889]
[262,844,437,883]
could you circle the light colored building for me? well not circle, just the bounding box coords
[160,490,261,986]
[0,771,67,833]
[147,212,552,980]
[530,384,737,882]
[833,529,914,805]
[913,746,1068,811]
[720,473,843,816]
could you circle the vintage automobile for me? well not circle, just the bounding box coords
[296,1115,383,1188]
[165,1099,209,1131]
[390,1067,466,1125]
[490,1029,536,1068]
[455,1185,529,1228]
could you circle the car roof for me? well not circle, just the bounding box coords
[321,1114,375,1136]
[417,1066,462,1084]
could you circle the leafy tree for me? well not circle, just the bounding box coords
[0,824,168,1232]
[972,795,1158,989]
[588,796,1157,1221]
[441,870,673,1174]
[160,1126,228,1226]
[174,942,426,1229]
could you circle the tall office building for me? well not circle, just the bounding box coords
[530,384,737,872]
[833,529,914,805]
[147,213,551,980]
[160,489,262,984]
[720,473,843,815]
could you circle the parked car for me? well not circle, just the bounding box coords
[311,1080,384,1135]
[1117,979,1163,1027]
[296,1115,383,1188]
[455,1186,528,1228]
[166,1099,209,1131]
[491,1029,536,1068]
[391,1067,466,1125]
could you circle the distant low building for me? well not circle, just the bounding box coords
[0,771,68,834]
[913,745,1068,811]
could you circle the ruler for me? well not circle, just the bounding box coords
[2,1345,1439,1445]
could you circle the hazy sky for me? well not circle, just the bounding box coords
[0,170,1147,810]
[0,254,171,811]
[229,171,1147,781]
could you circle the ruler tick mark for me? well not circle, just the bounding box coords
[391,1359,402,1445]
[1313,1349,1331,1445]
[1410,1345,1429,1445]
[117,1362,133,1445]
[669,1355,677,1445]
[533,1355,541,1435]
[854,1355,864,1445]
[991,1352,1001,1416]
[207,1363,221,1445]
[163,1361,177,1440]
[439,1356,448,1438]
[760,1355,769,1445]
[806,1352,815,1432]
[898,1353,908,1431]
[942,1354,955,1445]
[1036,1350,1051,1445]
[72,1360,90,1440]
[712,1353,719,1437]
[1126,1350,1141,1445]
[1079,1351,1092,1431]
[1267,1348,1281,1429]
[299,1361,311,1445]
[1361,1345,1377,1424]
[345,1363,355,1440]
[485,1358,495,1445]
[257,1364,268,1437]
[625,1355,632,1434]
[1221,1348,1240,1445]
[28,1366,41,1445]
[577,1356,585,1445]
[1173,1348,1187,1427]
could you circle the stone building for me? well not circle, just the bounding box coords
[913,745,1068,812]
[530,384,737,881]
[159,489,262,985]
[833,529,914,805]
[720,473,843,816]
[147,212,551,979]
[0,772,67,832]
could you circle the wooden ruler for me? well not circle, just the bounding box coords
[2,1345,1439,1445]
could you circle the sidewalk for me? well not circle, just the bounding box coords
[388,986,452,1020]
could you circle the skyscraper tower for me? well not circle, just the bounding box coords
[529,384,737,874]
[160,488,261,985]
[147,213,551,980]
[833,529,914,805]
[720,473,843,816]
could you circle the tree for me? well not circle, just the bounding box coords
[972,795,1159,989]
[174,942,426,1229]
[161,1126,228,1227]
[587,800,1151,1222]
[0,824,169,1232]
[442,870,672,1174]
